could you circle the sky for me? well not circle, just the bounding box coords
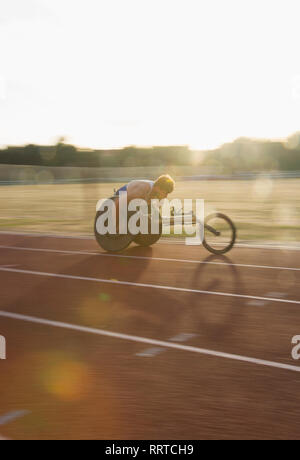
[1,0,300,150]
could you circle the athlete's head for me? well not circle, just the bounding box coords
[151,175,175,200]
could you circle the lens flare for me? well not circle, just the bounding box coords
[42,359,91,401]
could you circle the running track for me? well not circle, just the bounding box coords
[0,232,299,440]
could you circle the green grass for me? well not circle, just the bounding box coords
[0,179,299,242]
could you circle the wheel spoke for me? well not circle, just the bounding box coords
[203,213,236,255]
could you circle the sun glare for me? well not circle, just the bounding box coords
[1,0,300,149]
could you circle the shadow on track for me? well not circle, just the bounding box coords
[185,254,245,341]
[2,246,244,346]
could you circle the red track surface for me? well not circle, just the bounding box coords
[0,232,300,440]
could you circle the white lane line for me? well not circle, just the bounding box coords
[0,410,30,426]
[0,266,299,306]
[0,310,300,373]
[1,245,300,273]
[1,230,300,251]
[159,238,300,251]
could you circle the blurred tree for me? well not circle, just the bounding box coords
[1,135,300,172]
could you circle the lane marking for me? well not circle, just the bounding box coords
[1,230,300,251]
[266,292,287,298]
[1,245,300,273]
[0,264,19,268]
[0,310,300,373]
[136,347,165,357]
[169,333,198,342]
[160,239,300,251]
[0,410,30,426]
[247,300,267,307]
[0,231,93,240]
[247,292,288,307]
[0,266,299,305]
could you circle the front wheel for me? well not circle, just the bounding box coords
[202,213,236,255]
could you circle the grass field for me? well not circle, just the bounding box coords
[0,179,300,242]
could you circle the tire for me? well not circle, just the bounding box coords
[202,213,236,255]
[94,197,135,252]
[134,216,162,247]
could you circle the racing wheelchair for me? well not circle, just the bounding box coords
[94,194,236,255]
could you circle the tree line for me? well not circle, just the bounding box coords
[0,144,193,168]
[1,133,300,172]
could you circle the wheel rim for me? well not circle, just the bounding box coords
[203,213,236,254]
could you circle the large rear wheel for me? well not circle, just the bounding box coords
[94,197,135,252]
